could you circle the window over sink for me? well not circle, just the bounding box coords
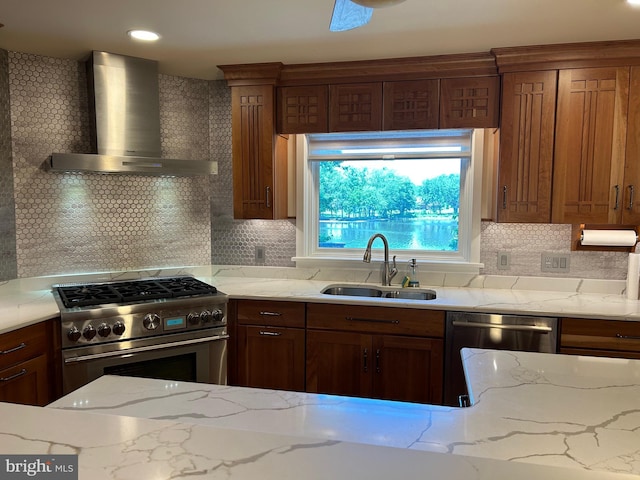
[293,129,485,273]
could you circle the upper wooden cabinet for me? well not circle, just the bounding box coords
[383,79,440,130]
[551,66,632,224]
[277,85,329,134]
[497,70,557,223]
[329,83,383,132]
[439,76,500,129]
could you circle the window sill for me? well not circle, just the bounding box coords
[292,256,483,274]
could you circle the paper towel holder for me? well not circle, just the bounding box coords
[571,224,639,252]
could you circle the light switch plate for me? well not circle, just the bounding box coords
[541,252,570,273]
[497,252,511,270]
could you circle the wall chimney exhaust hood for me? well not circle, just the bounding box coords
[50,51,217,176]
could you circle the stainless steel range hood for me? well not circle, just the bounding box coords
[50,51,217,176]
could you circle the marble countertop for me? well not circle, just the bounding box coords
[41,348,640,479]
[2,265,640,334]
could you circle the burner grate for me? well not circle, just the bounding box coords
[56,277,218,308]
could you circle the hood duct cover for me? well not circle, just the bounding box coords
[50,51,217,176]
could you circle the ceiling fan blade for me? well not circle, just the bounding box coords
[330,0,373,32]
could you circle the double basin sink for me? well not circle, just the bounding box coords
[322,284,436,301]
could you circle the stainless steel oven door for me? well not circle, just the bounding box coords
[62,327,228,394]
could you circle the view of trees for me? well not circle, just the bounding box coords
[319,162,460,220]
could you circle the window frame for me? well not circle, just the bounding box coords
[293,129,485,274]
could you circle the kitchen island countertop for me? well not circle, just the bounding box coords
[46,348,640,478]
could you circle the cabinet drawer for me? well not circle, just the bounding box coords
[0,323,47,369]
[307,303,444,337]
[560,318,640,353]
[0,354,49,406]
[237,300,305,328]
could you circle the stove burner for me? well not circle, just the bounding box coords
[56,277,218,308]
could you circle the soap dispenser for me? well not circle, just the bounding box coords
[406,258,420,287]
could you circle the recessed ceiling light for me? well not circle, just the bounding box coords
[127,30,160,41]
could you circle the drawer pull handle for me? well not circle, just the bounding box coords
[259,311,282,317]
[346,317,400,325]
[259,331,282,337]
[375,349,381,374]
[1,343,26,355]
[616,333,640,340]
[614,184,620,210]
[1,368,27,382]
[363,348,368,373]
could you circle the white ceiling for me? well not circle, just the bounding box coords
[1,0,639,80]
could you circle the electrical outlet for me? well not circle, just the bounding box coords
[541,252,570,273]
[497,252,511,270]
[255,246,265,264]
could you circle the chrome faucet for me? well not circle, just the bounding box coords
[363,233,398,286]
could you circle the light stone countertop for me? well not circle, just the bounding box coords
[44,348,640,478]
[2,265,640,334]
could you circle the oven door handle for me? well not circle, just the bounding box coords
[451,321,553,333]
[63,334,229,364]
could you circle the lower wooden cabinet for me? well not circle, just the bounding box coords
[0,320,59,406]
[306,303,444,404]
[234,300,306,392]
[559,317,640,359]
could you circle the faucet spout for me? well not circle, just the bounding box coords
[363,233,398,286]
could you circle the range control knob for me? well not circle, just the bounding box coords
[112,321,126,336]
[97,323,111,337]
[211,309,225,323]
[199,310,212,323]
[187,312,200,325]
[82,325,96,340]
[143,313,161,331]
[67,326,82,342]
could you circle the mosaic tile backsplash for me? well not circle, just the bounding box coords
[0,50,632,281]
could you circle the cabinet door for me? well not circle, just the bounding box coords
[622,66,640,224]
[277,85,328,134]
[0,355,49,406]
[497,71,557,223]
[231,85,288,219]
[440,76,500,128]
[237,325,306,391]
[552,67,630,224]
[383,80,439,130]
[306,330,372,398]
[329,83,383,132]
[373,335,443,404]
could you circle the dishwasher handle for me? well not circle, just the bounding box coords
[451,320,553,333]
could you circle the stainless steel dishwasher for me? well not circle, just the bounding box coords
[444,311,558,406]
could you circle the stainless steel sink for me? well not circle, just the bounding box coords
[321,284,436,301]
[383,289,437,300]
[321,286,383,297]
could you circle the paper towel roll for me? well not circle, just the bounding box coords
[627,252,640,300]
[581,229,638,247]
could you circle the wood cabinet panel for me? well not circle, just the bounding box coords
[307,303,445,338]
[278,85,328,134]
[306,329,372,398]
[373,334,443,404]
[329,83,383,132]
[497,71,557,223]
[237,299,305,328]
[237,325,306,391]
[231,85,288,219]
[440,76,500,128]
[560,317,640,354]
[383,80,439,130]
[622,66,640,224]
[559,347,640,359]
[552,67,630,224]
[0,322,47,368]
[0,354,49,406]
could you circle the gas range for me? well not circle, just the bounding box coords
[53,276,228,350]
